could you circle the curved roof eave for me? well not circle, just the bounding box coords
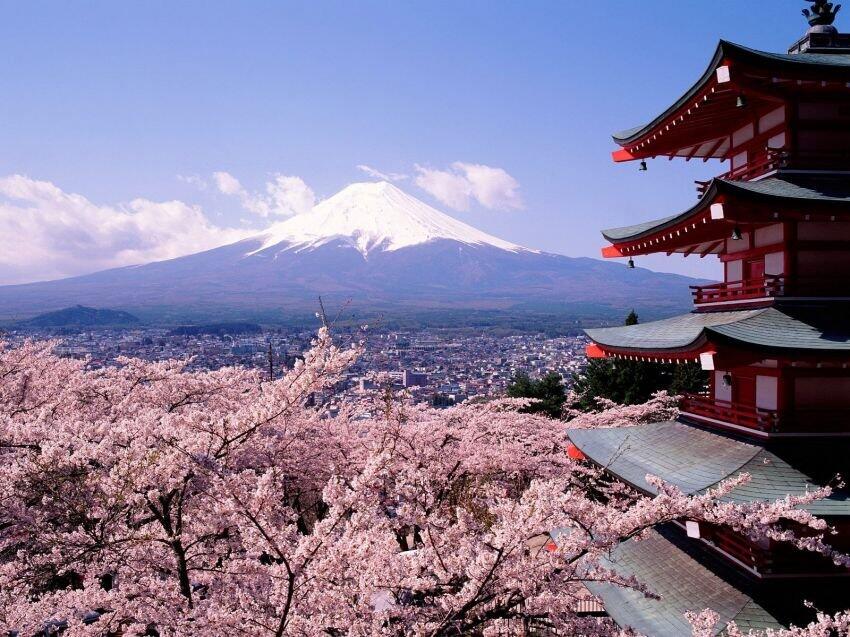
[585,306,850,354]
[613,41,726,145]
[583,529,784,637]
[612,40,850,146]
[584,309,763,353]
[601,181,721,243]
[601,175,850,244]
[568,420,850,516]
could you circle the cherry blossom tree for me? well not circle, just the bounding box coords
[0,333,848,636]
[564,389,680,428]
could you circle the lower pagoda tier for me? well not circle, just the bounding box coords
[569,420,850,577]
[583,527,783,636]
[585,303,850,361]
[585,303,850,438]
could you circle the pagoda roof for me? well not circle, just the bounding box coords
[585,305,850,356]
[613,40,850,148]
[602,175,850,244]
[584,528,783,636]
[568,420,850,517]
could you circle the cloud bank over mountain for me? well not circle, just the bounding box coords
[0,175,249,285]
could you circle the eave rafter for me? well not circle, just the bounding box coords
[602,209,718,259]
[588,335,850,369]
[700,240,725,257]
[585,342,710,364]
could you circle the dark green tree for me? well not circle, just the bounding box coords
[506,372,567,419]
[670,361,709,396]
[572,311,707,411]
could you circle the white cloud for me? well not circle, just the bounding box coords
[356,164,408,182]
[177,174,208,190]
[213,171,243,196]
[414,162,524,212]
[413,164,472,211]
[213,171,315,218]
[0,175,249,285]
[264,175,316,217]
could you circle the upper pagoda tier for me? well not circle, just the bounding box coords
[611,40,850,163]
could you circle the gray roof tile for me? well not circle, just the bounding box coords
[585,306,850,353]
[568,421,850,516]
[584,530,783,636]
[585,310,764,351]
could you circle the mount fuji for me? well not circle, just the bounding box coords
[0,182,703,325]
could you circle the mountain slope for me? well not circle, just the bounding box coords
[0,182,706,324]
[18,305,141,328]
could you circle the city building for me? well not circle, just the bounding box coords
[570,4,850,633]
[402,370,429,388]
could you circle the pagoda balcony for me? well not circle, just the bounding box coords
[691,276,784,306]
[695,149,850,196]
[680,394,778,433]
[680,394,850,436]
[691,276,850,306]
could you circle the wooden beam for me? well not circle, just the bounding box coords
[683,244,701,258]
[700,240,724,257]
[702,137,728,162]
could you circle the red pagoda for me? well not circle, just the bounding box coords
[570,3,850,633]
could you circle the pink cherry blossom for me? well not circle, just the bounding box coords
[0,333,847,636]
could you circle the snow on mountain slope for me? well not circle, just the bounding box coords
[250,181,531,256]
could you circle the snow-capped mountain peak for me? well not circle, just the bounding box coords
[250,181,531,256]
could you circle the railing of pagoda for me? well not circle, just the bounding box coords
[696,522,847,575]
[679,394,778,433]
[695,149,850,196]
[680,394,850,435]
[691,275,784,305]
[692,276,850,305]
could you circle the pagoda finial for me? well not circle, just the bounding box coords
[803,1,841,28]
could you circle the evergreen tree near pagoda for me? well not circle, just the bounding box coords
[572,310,707,410]
[506,370,567,418]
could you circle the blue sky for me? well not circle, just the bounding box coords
[0,1,820,283]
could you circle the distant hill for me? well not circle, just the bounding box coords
[19,305,140,328]
[168,322,263,337]
[0,182,709,326]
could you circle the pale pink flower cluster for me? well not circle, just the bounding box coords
[0,335,846,636]
[688,609,850,637]
[565,390,679,429]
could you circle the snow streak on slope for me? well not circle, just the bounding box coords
[250,181,531,257]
